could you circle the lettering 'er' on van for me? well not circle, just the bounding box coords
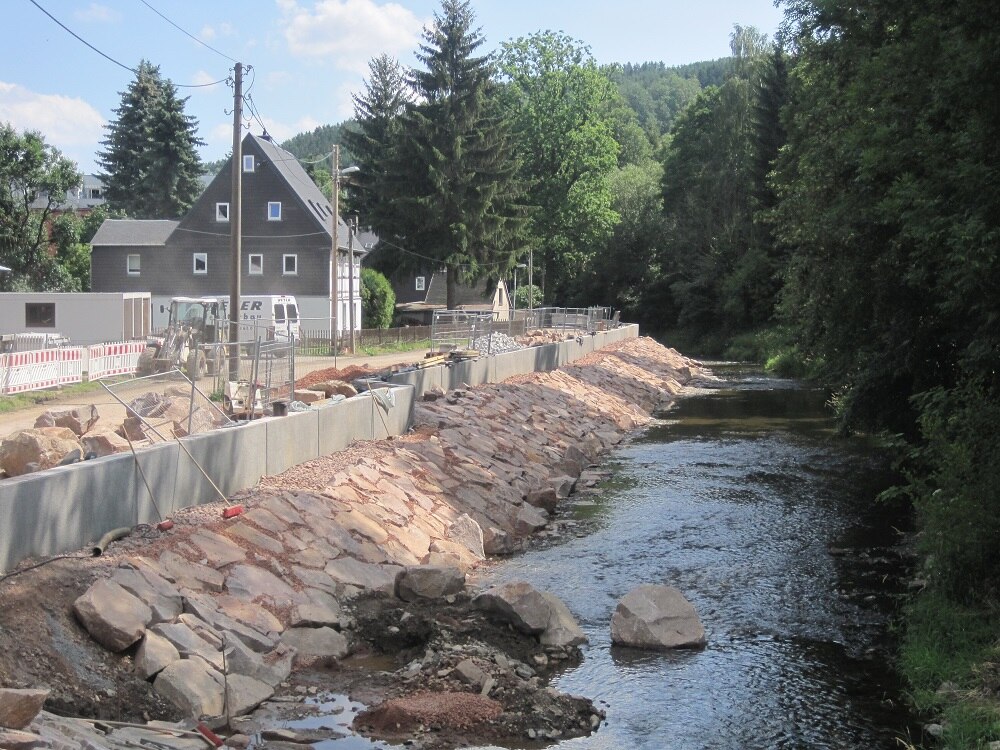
[237,295,300,342]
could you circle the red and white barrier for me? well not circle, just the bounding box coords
[0,347,85,395]
[87,342,147,381]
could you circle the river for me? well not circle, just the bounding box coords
[475,365,917,749]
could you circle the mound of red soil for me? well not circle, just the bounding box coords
[295,365,376,390]
[356,690,502,733]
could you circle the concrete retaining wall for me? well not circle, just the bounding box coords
[0,324,638,572]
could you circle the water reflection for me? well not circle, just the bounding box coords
[480,369,915,749]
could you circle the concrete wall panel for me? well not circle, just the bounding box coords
[265,410,319,476]
[0,326,640,573]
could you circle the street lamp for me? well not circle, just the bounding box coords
[329,143,359,357]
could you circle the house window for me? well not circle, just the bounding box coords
[282,254,297,275]
[127,254,141,275]
[25,303,56,328]
[415,276,426,291]
[193,253,208,274]
[216,202,229,222]
[268,202,282,221]
[243,155,255,172]
[248,254,263,275]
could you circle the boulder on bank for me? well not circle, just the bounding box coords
[610,585,706,650]
[73,579,153,652]
[314,379,358,398]
[395,565,465,601]
[81,428,130,457]
[0,428,83,476]
[472,581,587,648]
[33,405,100,436]
[0,688,49,730]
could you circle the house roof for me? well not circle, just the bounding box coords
[90,219,178,246]
[248,134,356,250]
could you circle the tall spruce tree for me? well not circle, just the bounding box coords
[98,61,204,219]
[342,54,411,234]
[379,0,528,308]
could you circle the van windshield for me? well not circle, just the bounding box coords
[286,304,298,321]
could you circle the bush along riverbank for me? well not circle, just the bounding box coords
[0,336,701,749]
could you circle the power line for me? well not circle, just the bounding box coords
[138,0,239,64]
[28,0,227,88]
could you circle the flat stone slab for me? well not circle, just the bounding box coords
[157,552,225,593]
[111,566,183,623]
[134,630,180,680]
[324,558,402,595]
[280,627,349,661]
[153,658,224,720]
[151,622,223,670]
[610,584,706,650]
[225,564,299,607]
[189,529,246,567]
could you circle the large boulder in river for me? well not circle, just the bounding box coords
[610,585,706,650]
[0,428,83,476]
[473,581,587,647]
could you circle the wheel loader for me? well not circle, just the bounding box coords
[135,297,225,380]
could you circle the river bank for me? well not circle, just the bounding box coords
[0,336,700,749]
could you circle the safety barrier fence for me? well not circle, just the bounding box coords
[0,342,148,395]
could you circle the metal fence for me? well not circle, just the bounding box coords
[431,310,496,353]
[294,319,431,356]
[520,306,614,334]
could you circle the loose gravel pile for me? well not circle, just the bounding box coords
[471,331,523,354]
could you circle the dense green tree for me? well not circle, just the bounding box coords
[0,124,81,291]
[655,26,781,334]
[497,31,620,304]
[282,122,358,163]
[377,0,528,309]
[342,55,411,228]
[360,267,395,329]
[98,60,204,219]
[772,0,1000,599]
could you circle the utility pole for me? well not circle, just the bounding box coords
[330,144,339,356]
[348,216,357,353]
[228,62,243,379]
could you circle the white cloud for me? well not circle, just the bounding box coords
[74,3,119,23]
[200,21,235,41]
[190,70,222,88]
[279,0,425,74]
[0,81,105,151]
[199,25,217,41]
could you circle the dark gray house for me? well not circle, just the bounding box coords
[91,133,363,329]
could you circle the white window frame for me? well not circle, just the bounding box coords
[282,253,298,276]
[248,253,263,275]
[415,276,426,291]
[242,155,255,172]
[216,202,229,222]
[268,201,282,221]
[193,253,208,274]
[126,254,141,276]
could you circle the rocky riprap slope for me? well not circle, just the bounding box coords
[0,337,699,749]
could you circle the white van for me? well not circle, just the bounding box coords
[235,294,300,342]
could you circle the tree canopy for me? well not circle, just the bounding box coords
[97,60,204,219]
[0,124,82,291]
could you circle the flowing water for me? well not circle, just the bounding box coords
[477,365,918,749]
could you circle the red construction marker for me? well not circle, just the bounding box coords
[156,520,174,531]
[222,505,244,519]
[195,721,224,747]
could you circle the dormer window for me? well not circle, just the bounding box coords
[216,202,229,222]
[243,155,255,172]
[268,202,282,221]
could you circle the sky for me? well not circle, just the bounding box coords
[2,0,785,174]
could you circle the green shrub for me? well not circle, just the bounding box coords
[361,268,395,329]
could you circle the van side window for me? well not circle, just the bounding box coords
[274,304,286,323]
